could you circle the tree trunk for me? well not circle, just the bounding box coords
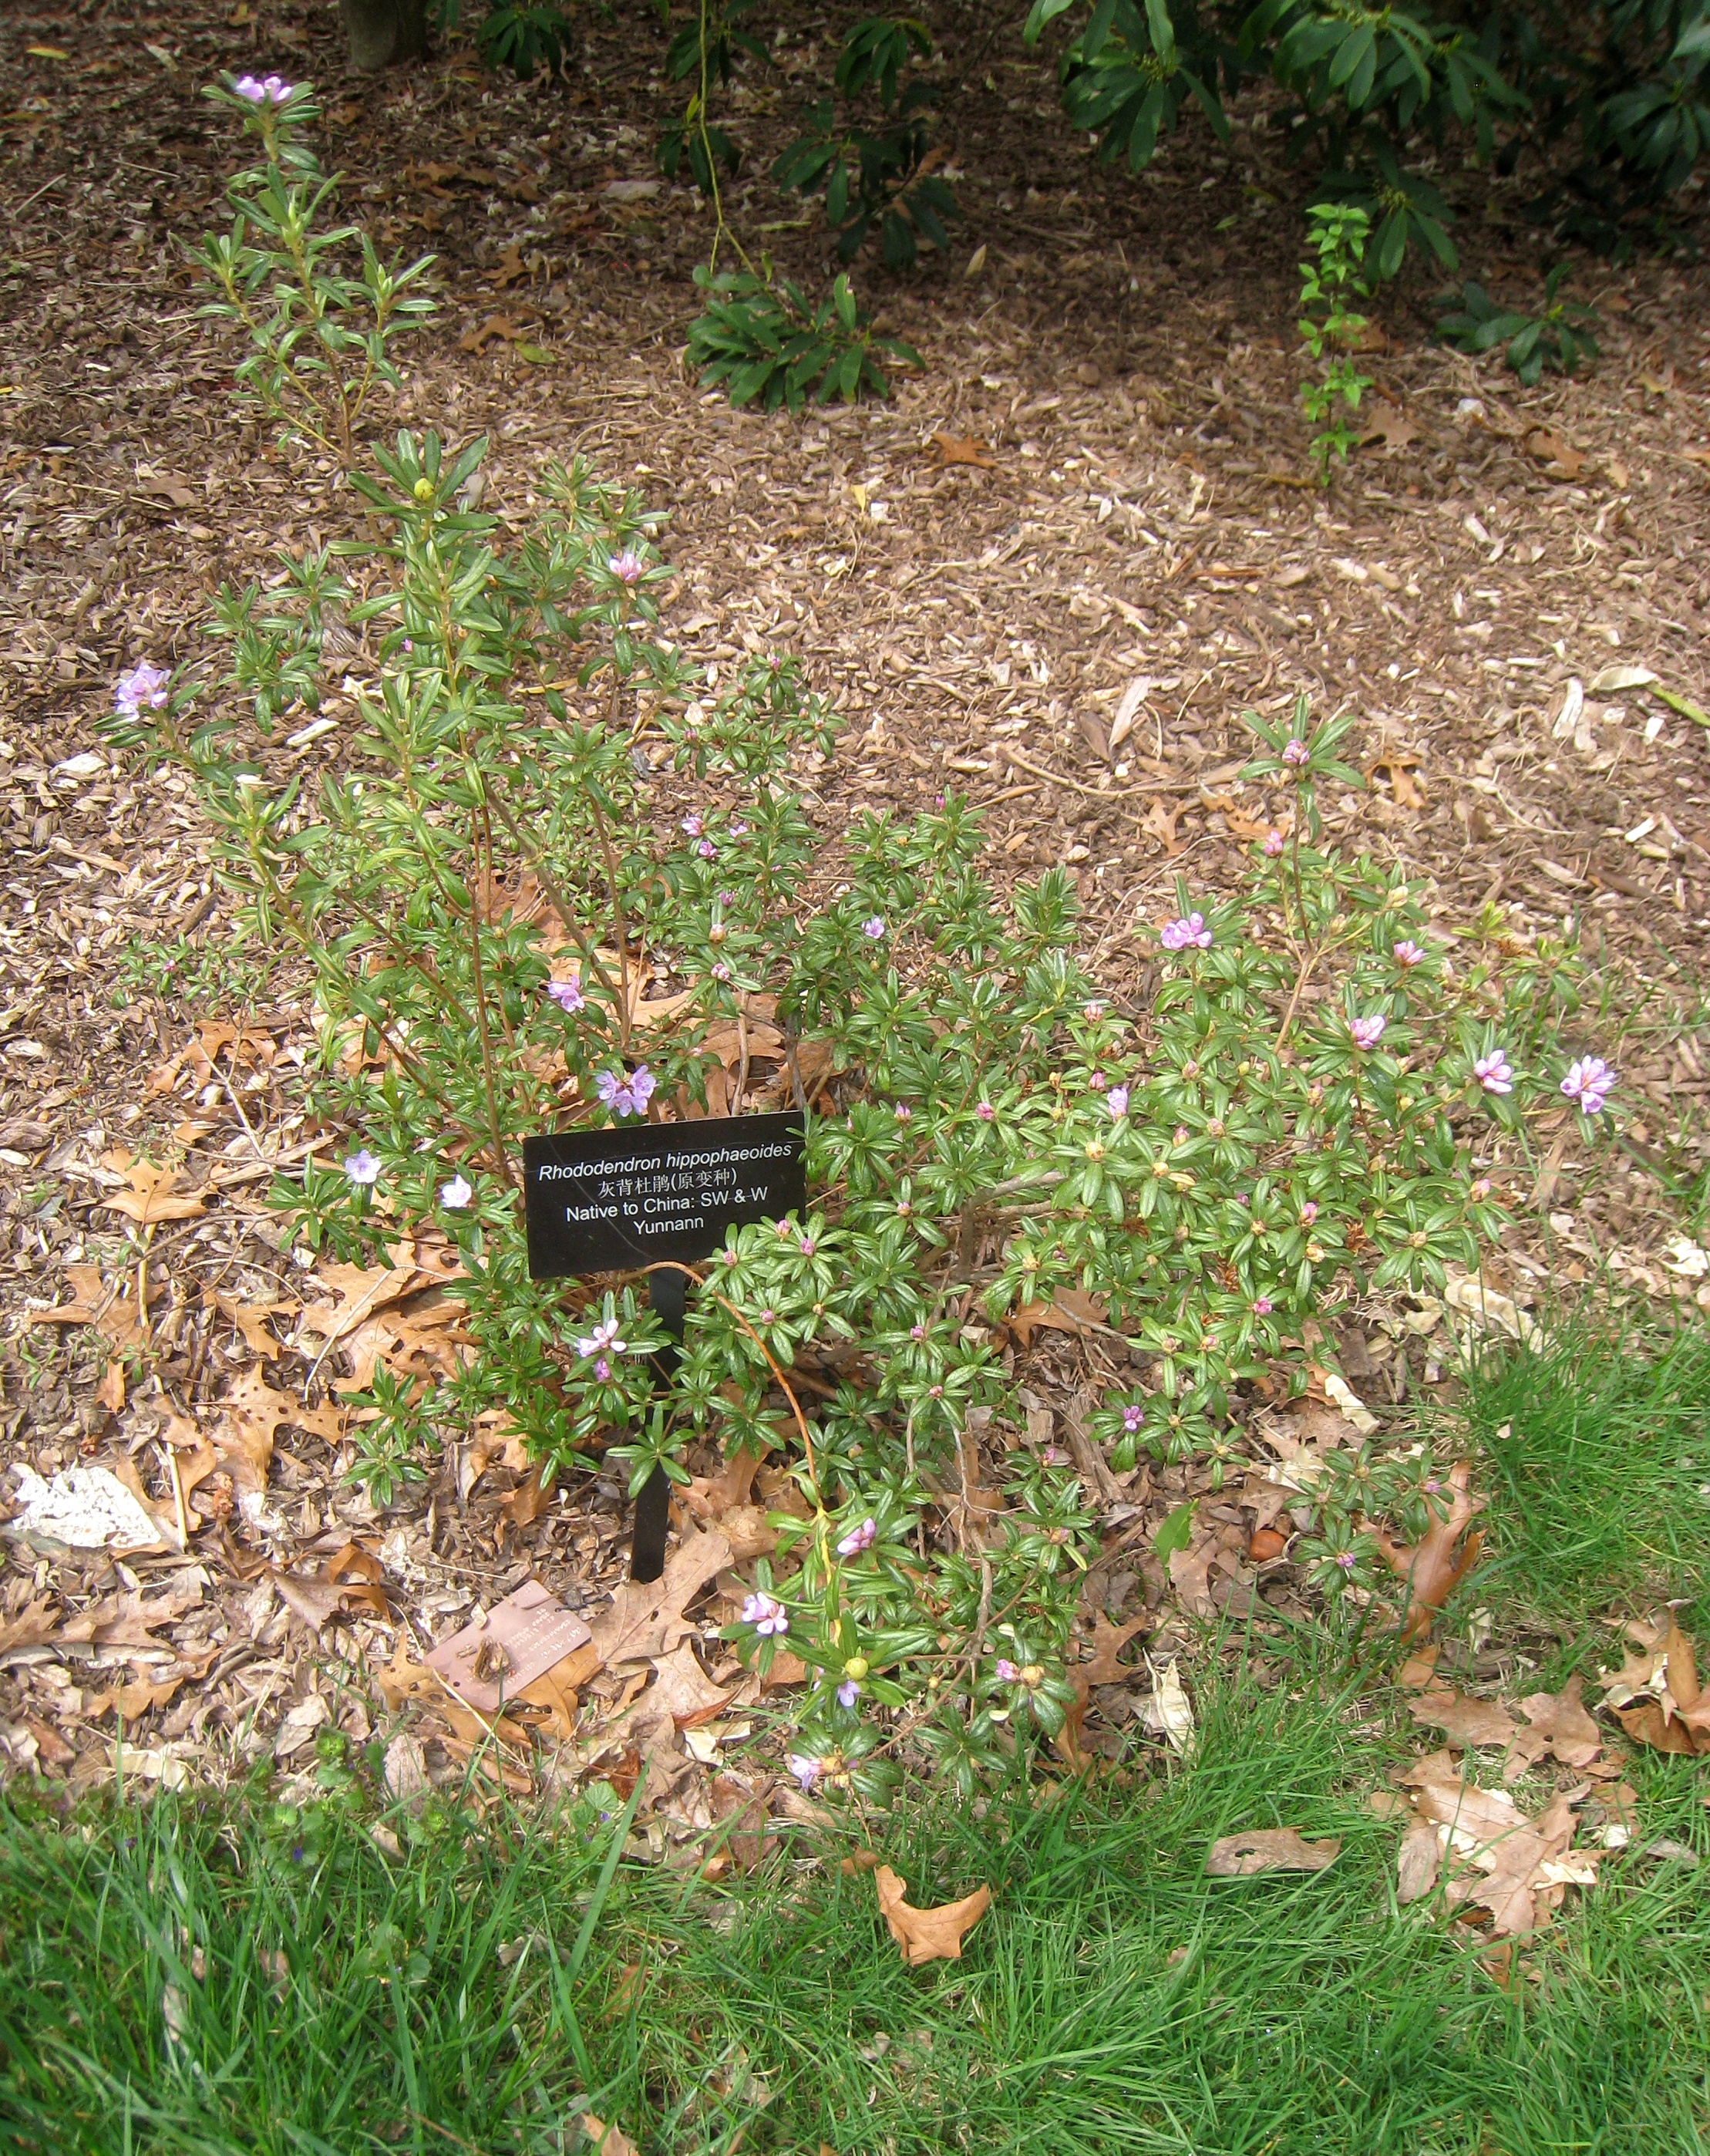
[339,0,429,72]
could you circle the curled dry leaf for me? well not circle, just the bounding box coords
[1371,1458,1484,1641]
[1006,1286,1109,1346]
[1600,1613,1710,1757]
[589,1524,732,1669]
[874,1866,991,1966]
[1394,1753,1600,1936]
[1205,1828,1341,1877]
[1139,1657,1196,1755]
[931,432,995,469]
[580,2115,637,2156]
[97,1153,208,1225]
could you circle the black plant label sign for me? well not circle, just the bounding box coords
[522,1112,807,1278]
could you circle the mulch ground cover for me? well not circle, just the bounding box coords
[1,0,1707,1824]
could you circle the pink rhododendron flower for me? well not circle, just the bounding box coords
[742,1591,788,1638]
[1473,1050,1514,1095]
[1349,1014,1386,1049]
[1561,1056,1614,1114]
[836,1517,877,1557]
[575,1315,625,1360]
[608,549,643,583]
[1393,939,1426,968]
[546,974,584,1012]
[1106,1086,1129,1119]
[1283,737,1309,766]
[597,1066,656,1117]
[343,1148,380,1187]
[1160,911,1213,951]
[114,660,168,715]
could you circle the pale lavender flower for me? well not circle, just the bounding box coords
[575,1315,625,1360]
[1349,1013,1386,1049]
[1283,737,1309,766]
[234,73,293,102]
[608,548,643,584]
[681,813,703,838]
[1160,911,1213,952]
[742,1591,788,1638]
[729,820,749,837]
[1335,1550,1357,1571]
[861,916,886,940]
[1561,1056,1614,1114]
[114,660,168,716]
[787,1752,820,1788]
[1473,1049,1514,1096]
[1298,1201,1318,1223]
[594,1356,611,1381]
[439,1172,472,1210]
[995,1658,1020,1683]
[546,974,585,1013]
[597,1065,656,1117]
[1084,999,1106,1020]
[696,837,717,859]
[1089,1070,1106,1090]
[343,1147,381,1187]
[1121,1403,1143,1433]
[836,1516,877,1558]
[1263,827,1285,855]
[974,1100,996,1122]
[837,1678,860,1709]
[1393,939,1426,968]
[894,1103,912,1123]
[1106,1085,1130,1119]
[711,961,732,982]
[1253,1295,1274,1315]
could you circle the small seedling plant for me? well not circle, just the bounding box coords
[109,83,1620,1801]
[1436,267,1601,386]
[1298,200,1375,481]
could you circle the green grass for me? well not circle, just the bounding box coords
[2,1662,1706,2155]
[1460,1317,1710,1637]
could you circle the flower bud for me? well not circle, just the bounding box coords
[412,477,433,502]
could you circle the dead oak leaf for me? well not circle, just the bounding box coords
[874,1866,991,1966]
[96,1153,207,1225]
[1360,399,1418,452]
[930,432,996,469]
[459,312,525,354]
[588,1525,732,1669]
[1408,1686,1520,1750]
[1523,426,1584,480]
[1081,1610,1150,1686]
[1506,1675,1602,1774]
[580,2117,637,2156]
[1205,1827,1341,1877]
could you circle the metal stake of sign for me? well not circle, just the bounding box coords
[520,1113,806,1584]
[630,1264,687,1584]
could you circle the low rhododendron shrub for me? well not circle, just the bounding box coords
[108,424,1614,1792]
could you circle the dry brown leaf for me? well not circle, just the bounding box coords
[874,1866,991,1966]
[459,312,524,353]
[1397,1756,1599,1937]
[1082,1611,1149,1686]
[1506,1675,1602,1774]
[1008,1287,1109,1346]
[1371,1459,1484,1639]
[1368,750,1426,810]
[1397,1644,1440,1690]
[1523,426,1584,480]
[588,1525,732,1668]
[580,2116,636,2156]
[83,1673,185,1721]
[1408,1686,1520,1750]
[1167,1534,1218,1619]
[709,1774,776,1871]
[96,1359,126,1417]
[213,1292,293,1362]
[1599,1613,1710,1757]
[1395,1818,1442,1904]
[97,1153,207,1225]
[931,432,996,469]
[1360,399,1418,452]
[503,1463,554,1531]
[0,1598,62,1653]
[1205,1828,1341,1877]
[271,1549,389,1635]
[37,1266,151,1353]
[1143,797,1183,855]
